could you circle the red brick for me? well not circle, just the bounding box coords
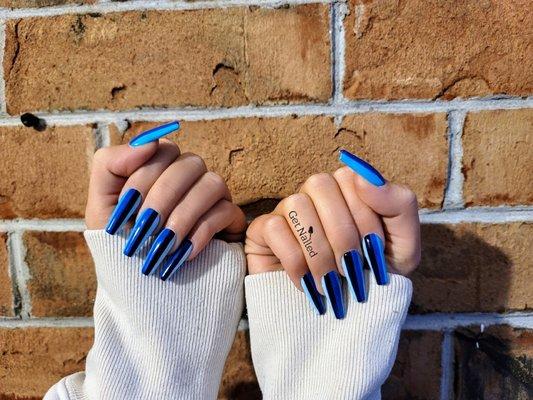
[0,125,94,218]
[412,223,532,313]
[344,0,532,100]
[463,109,533,206]
[0,233,14,316]
[5,5,331,114]
[219,330,260,400]
[383,331,442,400]
[454,325,532,399]
[0,0,95,8]
[111,113,447,209]
[23,232,95,317]
[0,327,93,399]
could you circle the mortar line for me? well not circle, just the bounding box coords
[5,232,21,317]
[94,122,111,149]
[0,97,531,126]
[0,0,332,19]
[0,207,532,232]
[442,110,466,209]
[330,1,347,104]
[6,232,31,318]
[403,312,533,330]
[1,312,532,329]
[439,330,454,400]
[0,20,6,114]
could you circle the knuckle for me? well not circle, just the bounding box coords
[92,147,110,164]
[304,173,334,190]
[183,152,207,172]
[333,166,352,182]
[263,214,286,233]
[203,171,227,194]
[282,192,311,210]
[399,187,418,209]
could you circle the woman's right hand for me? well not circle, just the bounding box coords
[245,156,420,319]
[85,129,246,281]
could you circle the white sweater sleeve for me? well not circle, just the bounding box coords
[244,270,412,400]
[44,230,246,400]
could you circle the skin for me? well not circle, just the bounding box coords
[85,139,247,259]
[245,167,421,293]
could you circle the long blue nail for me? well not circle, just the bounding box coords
[321,271,345,319]
[339,149,386,186]
[160,239,193,281]
[362,233,389,285]
[129,121,180,147]
[141,229,176,275]
[300,272,326,315]
[342,250,367,302]
[105,188,142,235]
[123,208,160,257]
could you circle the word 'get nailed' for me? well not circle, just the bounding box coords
[288,211,318,258]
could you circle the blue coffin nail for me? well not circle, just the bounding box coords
[342,250,367,302]
[300,272,326,315]
[363,233,389,285]
[123,208,160,257]
[160,239,194,281]
[129,121,180,147]
[339,149,386,186]
[105,188,142,235]
[321,271,345,319]
[141,229,176,275]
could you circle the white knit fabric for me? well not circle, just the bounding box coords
[245,270,412,400]
[45,230,412,400]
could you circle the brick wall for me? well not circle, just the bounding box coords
[0,0,531,399]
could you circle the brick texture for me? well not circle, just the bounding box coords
[111,113,448,208]
[382,331,442,400]
[454,325,532,399]
[4,5,331,114]
[0,125,94,219]
[463,109,533,206]
[0,0,94,8]
[219,331,260,400]
[412,223,532,313]
[23,232,96,317]
[0,233,14,316]
[0,327,94,399]
[344,0,533,100]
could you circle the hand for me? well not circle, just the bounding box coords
[245,152,420,319]
[85,129,246,281]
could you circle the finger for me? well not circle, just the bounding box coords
[85,141,159,229]
[299,173,360,272]
[301,173,366,302]
[276,193,345,319]
[245,214,326,316]
[334,167,389,285]
[338,156,421,272]
[164,171,231,252]
[160,200,246,281]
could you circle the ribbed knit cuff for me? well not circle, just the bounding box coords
[245,270,412,400]
[79,230,246,400]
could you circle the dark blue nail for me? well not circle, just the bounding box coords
[123,208,160,257]
[141,228,176,276]
[129,121,180,147]
[300,272,326,315]
[339,149,386,186]
[342,250,367,302]
[105,188,142,235]
[321,271,345,319]
[160,239,194,281]
[363,233,389,285]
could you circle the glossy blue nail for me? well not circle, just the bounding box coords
[339,149,386,186]
[321,271,345,319]
[300,272,326,315]
[123,208,160,257]
[160,239,194,281]
[362,233,389,285]
[141,228,176,276]
[105,188,142,235]
[129,121,180,147]
[342,250,367,302]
